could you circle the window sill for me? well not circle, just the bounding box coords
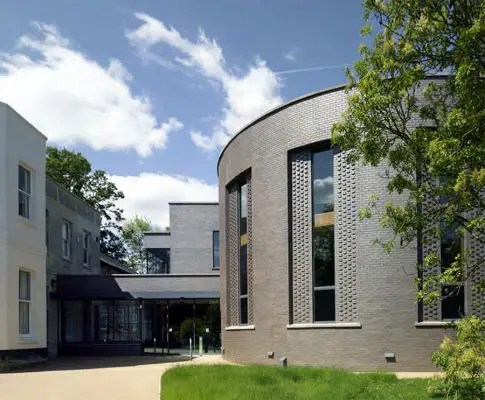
[17,217,36,229]
[415,321,456,328]
[225,325,255,331]
[18,336,37,344]
[287,322,362,330]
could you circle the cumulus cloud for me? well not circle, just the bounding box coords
[111,172,218,227]
[0,22,182,156]
[126,13,283,150]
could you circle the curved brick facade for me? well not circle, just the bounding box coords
[218,84,463,372]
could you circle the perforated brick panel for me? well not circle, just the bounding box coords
[335,152,358,321]
[247,174,254,324]
[290,150,313,323]
[227,187,239,326]
[422,185,441,321]
[469,230,485,318]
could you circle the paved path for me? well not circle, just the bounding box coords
[0,355,226,400]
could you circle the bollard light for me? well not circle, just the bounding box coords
[280,357,287,368]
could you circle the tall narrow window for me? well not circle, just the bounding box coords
[45,209,49,249]
[19,270,31,335]
[441,226,465,320]
[18,165,31,219]
[213,230,220,269]
[62,220,72,260]
[238,180,248,324]
[83,230,91,266]
[312,149,335,321]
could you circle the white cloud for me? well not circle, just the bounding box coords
[111,172,218,227]
[284,49,298,62]
[127,13,283,150]
[0,22,183,157]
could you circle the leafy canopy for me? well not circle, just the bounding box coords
[331,1,485,304]
[46,146,127,262]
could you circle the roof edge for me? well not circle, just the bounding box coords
[216,74,451,174]
[0,101,48,141]
[217,83,347,173]
[169,202,219,206]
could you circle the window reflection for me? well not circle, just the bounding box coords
[312,149,335,322]
[238,180,248,324]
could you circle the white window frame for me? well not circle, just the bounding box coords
[83,230,91,266]
[18,164,32,219]
[62,220,72,260]
[19,269,32,337]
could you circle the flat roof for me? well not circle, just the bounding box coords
[55,273,220,300]
[168,202,219,206]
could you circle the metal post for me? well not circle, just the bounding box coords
[189,337,193,361]
[166,302,170,356]
[192,302,196,352]
[199,336,203,356]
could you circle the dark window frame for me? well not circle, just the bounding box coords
[237,178,249,325]
[440,224,466,320]
[212,230,220,269]
[311,145,336,322]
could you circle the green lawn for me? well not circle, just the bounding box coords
[160,365,440,400]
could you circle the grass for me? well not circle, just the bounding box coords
[160,365,440,400]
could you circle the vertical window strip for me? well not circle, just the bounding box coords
[238,180,249,324]
[311,149,336,322]
[18,165,31,219]
[19,270,31,335]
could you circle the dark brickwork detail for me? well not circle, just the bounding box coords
[290,150,313,323]
[422,187,441,321]
[469,230,485,318]
[335,152,358,321]
[227,188,239,326]
[247,174,254,324]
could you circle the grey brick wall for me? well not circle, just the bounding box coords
[169,203,219,274]
[217,83,472,371]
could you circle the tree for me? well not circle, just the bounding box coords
[46,146,127,262]
[122,215,157,273]
[332,1,484,307]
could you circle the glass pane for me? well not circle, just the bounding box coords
[314,226,335,287]
[441,225,461,272]
[213,231,220,268]
[18,165,30,194]
[240,183,248,220]
[240,297,248,325]
[18,192,29,218]
[312,149,335,288]
[19,270,30,300]
[442,286,465,320]
[239,245,248,295]
[312,151,334,214]
[314,289,335,322]
[19,302,30,334]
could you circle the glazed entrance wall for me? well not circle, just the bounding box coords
[218,83,454,371]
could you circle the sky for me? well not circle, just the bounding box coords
[0,0,365,228]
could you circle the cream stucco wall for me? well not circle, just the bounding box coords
[0,102,47,352]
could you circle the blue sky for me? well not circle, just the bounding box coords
[0,0,365,226]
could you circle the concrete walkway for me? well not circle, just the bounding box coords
[0,355,226,400]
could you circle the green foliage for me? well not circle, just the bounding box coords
[122,215,156,273]
[161,365,436,400]
[430,316,485,399]
[331,0,485,306]
[46,146,127,262]
[180,318,204,339]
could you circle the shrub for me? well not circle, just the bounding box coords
[429,316,485,399]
